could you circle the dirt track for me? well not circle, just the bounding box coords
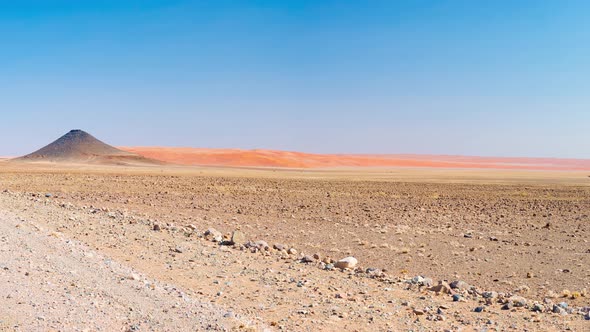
[0,201,239,331]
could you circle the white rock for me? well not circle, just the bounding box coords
[204,228,223,242]
[334,257,358,269]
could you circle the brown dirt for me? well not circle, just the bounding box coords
[0,206,239,331]
[0,163,588,331]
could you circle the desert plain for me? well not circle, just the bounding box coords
[0,155,589,331]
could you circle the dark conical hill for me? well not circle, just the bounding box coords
[17,130,162,165]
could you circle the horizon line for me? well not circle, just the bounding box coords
[118,146,590,162]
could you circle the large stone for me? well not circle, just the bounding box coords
[273,243,286,251]
[510,296,527,307]
[230,230,246,245]
[411,276,425,284]
[301,255,314,263]
[531,303,544,312]
[422,277,434,287]
[553,305,566,315]
[482,291,498,299]
[255,240,269,250]
[204,228,223,242]
[450,280,470,290]
[428,281,452,294]
[334,257,358,269]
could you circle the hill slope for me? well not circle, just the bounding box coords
[17,130,160,165]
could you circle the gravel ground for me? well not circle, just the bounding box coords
[0,208,246,331]
[0,166,588,331]
[1,190,588,331]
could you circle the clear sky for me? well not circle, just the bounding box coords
[1,1,589,158]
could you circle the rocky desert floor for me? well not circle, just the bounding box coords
[0,163,589,331]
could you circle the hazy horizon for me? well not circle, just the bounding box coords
[0,128,587,162]
[2,1,589,158]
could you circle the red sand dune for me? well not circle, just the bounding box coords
[120,147,590,171]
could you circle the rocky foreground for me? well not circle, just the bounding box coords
[0,205,238,331]
[0,188,588,331]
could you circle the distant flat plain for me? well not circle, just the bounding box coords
[1,157,589,185]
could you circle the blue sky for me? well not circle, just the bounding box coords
[1,1,589,158]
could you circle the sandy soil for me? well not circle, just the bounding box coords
[0,207,239,331]
[120,147,590,171]
[0,163,589,331]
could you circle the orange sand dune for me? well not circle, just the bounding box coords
[120,147,590,171]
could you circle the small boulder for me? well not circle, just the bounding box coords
[483,291,498,299]
[531,303,544,312]
[411,276,424,284]
[255,240,269,250]
[552,304,566,315]
[366,268,383,278]
[334,257,358,269]
[510,296,527,308]
[204,228,223,242]
[230,230,246,245]
[429,281,452,294]
[301,255,314,263]
[450,280,470,290]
